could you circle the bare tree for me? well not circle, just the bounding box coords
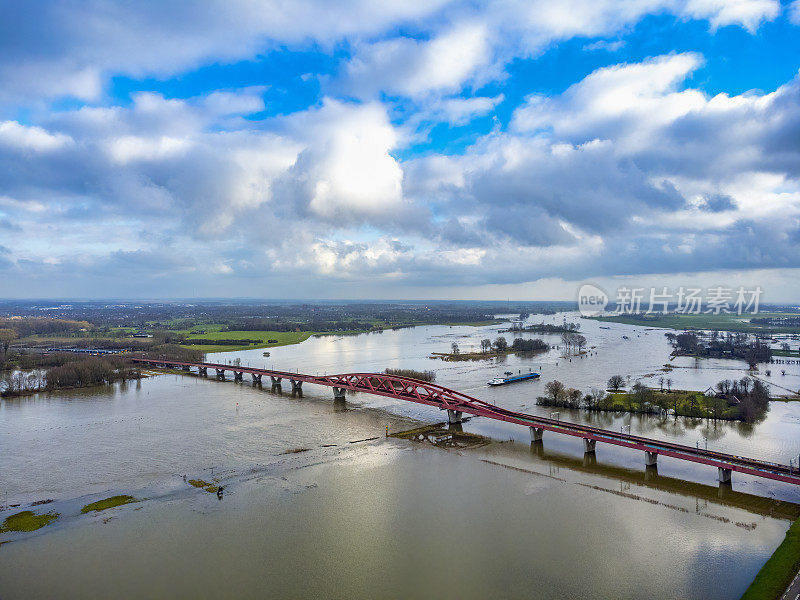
[0,328,17,355]
[607,374,625,390]
[545,380,565,403]
[451,342,460,355]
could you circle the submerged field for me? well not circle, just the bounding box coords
[592,312,800,334]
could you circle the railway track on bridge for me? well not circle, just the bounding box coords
[131,358,800,488]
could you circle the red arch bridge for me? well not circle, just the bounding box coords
[131,358,800,487]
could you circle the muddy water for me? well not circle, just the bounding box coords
[1,314,800,599]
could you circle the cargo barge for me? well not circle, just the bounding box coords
[487,372,540,386]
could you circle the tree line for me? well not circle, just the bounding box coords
[449,336,549,355]
[668,331,771,367]
[384,368,436,382]
[1,357,143,397]
[535,375,770,423]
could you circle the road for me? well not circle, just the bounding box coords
[783,567,800,600]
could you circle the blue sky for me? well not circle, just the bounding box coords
[1,1,800,300]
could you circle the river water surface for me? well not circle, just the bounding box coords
[1,313,800,599]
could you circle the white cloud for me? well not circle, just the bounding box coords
[512,53,707,153]
[423,95,504,126]
[682,0,779,32]
[0,1,452,104]
[280,99,405,220]
[108,136,192,164]
[789,0,800,24]
[583,40,626,52]
[0,121,73,152]
[342,23,492,99]
[0,0,781,109]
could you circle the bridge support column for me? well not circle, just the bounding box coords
[252,374,262,384]
[332,387,346,401]
[583,438,596,453]
[718,467,732,483]
[182,365,190,371]
[530,427,543,442]
[216,369,226,379]
[447,409,462,424]
[645,451,658,467]
[290,379,303,397]
[233,371,243,382]
[198,367,207,376]
[645,464,658,481]
[270,376,282,386]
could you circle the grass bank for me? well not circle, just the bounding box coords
[740,516,800,600]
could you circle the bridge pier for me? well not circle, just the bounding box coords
[182,365,190,371]
[645,464,658,481]
[215,369,226,379]
[270,376,282,386]
[447,421,463,433]
[233,371,243,382]
[645,451,658,467]
[583,438,596,453]
[198,367,207,376]
[529,427,544,442]
[332,387,346,401]
[290,379,303,397]
[718,467,732,483]
[447,409,462,424]
[252,374,262,384]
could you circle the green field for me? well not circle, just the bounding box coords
[179,330,316,353]
[604,390,742,420]
[592,312,800,334]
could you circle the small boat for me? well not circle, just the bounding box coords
[487,372,540,386]
[263,351,270,357]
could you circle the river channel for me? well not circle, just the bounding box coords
[1,313,799,599]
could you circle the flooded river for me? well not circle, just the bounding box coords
[2,313,800,599]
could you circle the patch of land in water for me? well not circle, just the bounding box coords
[81,495,137,513]
[0,510,59,533]
[390,423,490,449]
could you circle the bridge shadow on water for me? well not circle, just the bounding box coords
[389,419,800,522]
[499,440,800,521]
